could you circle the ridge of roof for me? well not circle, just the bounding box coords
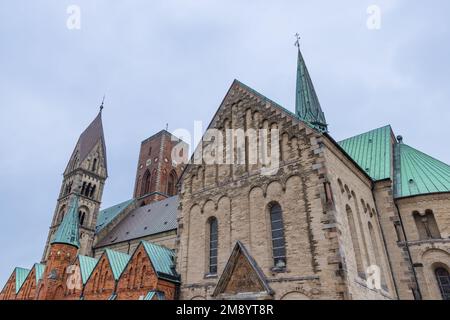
[338,125,393,181]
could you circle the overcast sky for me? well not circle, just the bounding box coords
[1,0,449,286]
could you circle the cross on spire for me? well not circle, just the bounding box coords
[294,33,301,49]
[100,95,105,112]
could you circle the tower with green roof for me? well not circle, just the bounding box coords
[38,194,81,300]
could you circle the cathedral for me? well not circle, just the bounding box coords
[1,47,449,300]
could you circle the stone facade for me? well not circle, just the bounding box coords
[1,53,450,301]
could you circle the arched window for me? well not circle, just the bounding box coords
[103,271,109,290]
[92,158,98,172]
[78,211,86,226]
[413,210,441,240]
[208,217,218,274]
[140,266,147,288]
[128,267,133,289]
[167,170,178,196]
[368,221,386,286]
[346,205,364,276]
[435,268,450,300]
[270,203,286,269]
[89,185,96,199]
[142,170,151,196]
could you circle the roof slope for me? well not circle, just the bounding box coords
[339,125,393,181]
[34,264,45,284]
[144,290,165,300]
[104,249,131,280]
[15,267,30,293]
[78,255,98,285]
[51,195,80,248]
[95,196,178,248]
[76,111,107,169]
[96,199,134,233]
[395,143,450,198]
[142,241,178,282]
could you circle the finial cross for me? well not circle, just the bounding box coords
[100,95,105,112]
[294,33,301,48]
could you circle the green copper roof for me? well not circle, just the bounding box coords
[96,199,134,233]
[34,264,45,284]
[295,48,328,132]
[78,255,98,285]
[141,241,178,282]
[394,143,450,198]
[105,249,131,280]
[144,290,165,300]
[52,195,80,248]
[15,267,30,293]
[339,125,393,181]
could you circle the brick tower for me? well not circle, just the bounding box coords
[37,195,80,300]
[42,108,107,261]
[133,130,185,206]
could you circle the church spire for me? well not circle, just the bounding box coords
[295,36,328,132]
[51,194,80,248]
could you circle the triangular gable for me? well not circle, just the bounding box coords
[178,79,310,183]
[15,267,31,294]
[105,249,131,281]
[17,263,44,297]
[78,255,98,285]
[213,241,273,298]
[141,241,179,283]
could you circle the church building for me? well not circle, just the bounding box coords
[1,46,449,300]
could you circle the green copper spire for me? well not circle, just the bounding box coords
[51,194,80,248]
[295,40,328,132]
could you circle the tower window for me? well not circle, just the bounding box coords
[435,267,450,300]
[413,210,441,240]
[92,158,98,172]
[78,211,86,226]
[167,170,178,196]
[142,170,151,196]
[270,203,286,269]
[208,217,218,274]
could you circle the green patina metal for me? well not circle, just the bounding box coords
[15,267,30,293]
[141,241,179,282]
[34,264,45,284]
[295,48,328,132]
[143,290,165,300]
[339,125,393,181]
[78,255,98,285]
[394,143,450,198]
[96,199,134,233]
[51,195,80,248]
[104,249,131,281]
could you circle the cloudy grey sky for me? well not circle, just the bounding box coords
[1,0,449,286]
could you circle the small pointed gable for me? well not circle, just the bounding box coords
[104,249,131,281]
[213,241,273,298]
[78,255,98,285]
[34,264,45,284]
[15,267,31,294]
[141,241,179,282]
[51,195,80,248]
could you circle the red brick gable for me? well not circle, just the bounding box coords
[83,254,115,300]
[116,243,177,300]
